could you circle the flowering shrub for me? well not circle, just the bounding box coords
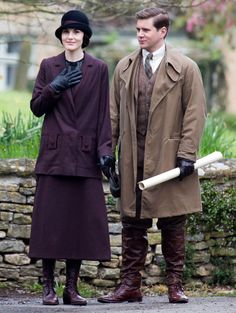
[183,0,236,44]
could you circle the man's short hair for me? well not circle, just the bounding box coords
[135,7,169,31]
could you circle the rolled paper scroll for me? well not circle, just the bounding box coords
[138,151,223,190]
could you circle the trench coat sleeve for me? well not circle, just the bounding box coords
[110,66,121,155]
[177,61,206,161]
[30,59,62,117]
[97,64,113,157]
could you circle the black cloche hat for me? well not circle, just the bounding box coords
[55,10,92,41]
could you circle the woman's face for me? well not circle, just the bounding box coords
[61,28,84,52]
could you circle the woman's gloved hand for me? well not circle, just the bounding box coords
[176,157,194,180]
[50,68,82,92]
[100,155,116,179]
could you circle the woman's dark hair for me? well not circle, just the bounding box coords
[136,7,169,34]
[82,34,90,48]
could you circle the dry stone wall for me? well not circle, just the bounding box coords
[0,158,235,289]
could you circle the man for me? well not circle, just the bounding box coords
[98,7,206,304]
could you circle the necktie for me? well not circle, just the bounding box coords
[145,53,153,79]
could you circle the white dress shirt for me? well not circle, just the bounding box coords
[142,44,165,74]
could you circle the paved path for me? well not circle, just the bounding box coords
[0,294,235,313]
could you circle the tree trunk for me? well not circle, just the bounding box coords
[14,39,31,91]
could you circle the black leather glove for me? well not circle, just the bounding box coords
[100,155,116,179]
[176,157,195,181]
[109,170,120,198]
[50,67,82,92]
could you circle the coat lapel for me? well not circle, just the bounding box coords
[150,45,182,114]
[119,50,140,188]
[120,50,140,126]
[51,52,76,112]
[51,52,66,80]
[70,52,94,115]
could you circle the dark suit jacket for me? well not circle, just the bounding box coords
[30,51,112,178]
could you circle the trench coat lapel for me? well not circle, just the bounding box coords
[120,49,140,116]
[150,46,182,114]
[119,50,140,185]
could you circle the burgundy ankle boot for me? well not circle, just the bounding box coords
[63,259,87,306]
[42,259,59,305]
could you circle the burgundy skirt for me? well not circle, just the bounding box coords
[29,175,111,261]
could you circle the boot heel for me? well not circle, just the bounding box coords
[128,296,142,302]
[63,294,71,305]
[43,297,59,305]
[63,289,87,306]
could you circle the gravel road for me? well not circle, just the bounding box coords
[0,293,235,313]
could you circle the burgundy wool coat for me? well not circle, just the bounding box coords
[30,51,112,177]
[29,51,112,261]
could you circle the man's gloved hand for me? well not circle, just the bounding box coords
[100,155,116,179]
[50,68,82,93]
[176,157,195,181]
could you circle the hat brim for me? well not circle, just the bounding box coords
[55,22,92,40]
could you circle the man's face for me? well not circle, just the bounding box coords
[136,17,167,52]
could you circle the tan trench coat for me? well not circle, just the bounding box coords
[111,45,206,219]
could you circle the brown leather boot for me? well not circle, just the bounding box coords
[42,259,59,305]
[98,276,142,303]
[63,259,87,306]
[168,283,188,303]
[160,216,188,303]
[97,227,148,303]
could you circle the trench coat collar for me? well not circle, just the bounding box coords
[120,45,183,113]
[119,44,182,81]
[119,49,140,87]
[119,44,184,110]
[150,44,182,113]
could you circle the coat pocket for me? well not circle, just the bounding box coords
[81,136,92,152]
[37,134,59,163]
[47,134,58,150]
[78,135,97,168]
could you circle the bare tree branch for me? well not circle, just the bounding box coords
[0,0,210,20]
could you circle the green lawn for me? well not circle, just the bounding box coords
[0,90,32,119]
[0,90,41,159]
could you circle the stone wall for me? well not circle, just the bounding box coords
[0,158,235,289]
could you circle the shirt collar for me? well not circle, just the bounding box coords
[142,44,165,60]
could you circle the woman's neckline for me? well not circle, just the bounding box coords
[64,51,84,63]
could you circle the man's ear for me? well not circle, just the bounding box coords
[160,26,168,38]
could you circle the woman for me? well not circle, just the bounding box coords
[29,10,115,306]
